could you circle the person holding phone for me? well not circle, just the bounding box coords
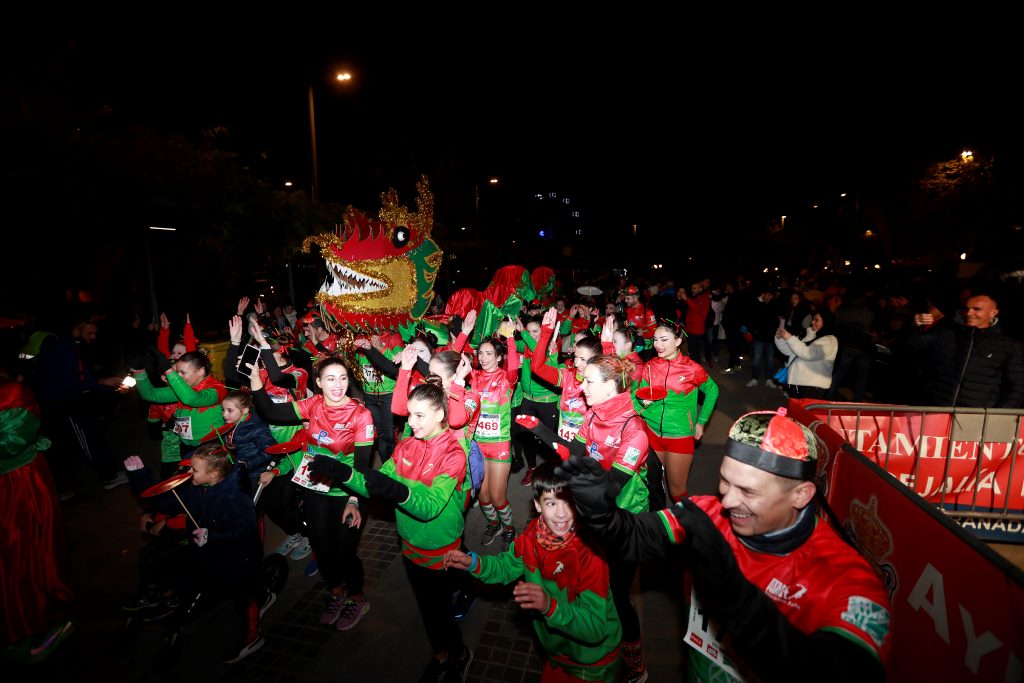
[774,310,839,400]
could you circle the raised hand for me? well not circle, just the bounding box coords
[160,312,170,329]
[462,309,477,335]
[601,315,616,343]
[229,316,243,343]
[236,296,250,316]
[399,345,419,370]
[254,298,266,315]
[542,307,558,329]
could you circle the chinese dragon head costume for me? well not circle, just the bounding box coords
[302,176,443,334]
[301,175,558,345]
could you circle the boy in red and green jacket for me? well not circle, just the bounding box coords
[445,462,621,682]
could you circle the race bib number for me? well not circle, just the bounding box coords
[290,452,331,493]
[476,413,501,439]
[558,418,581,442]
[173,415,193,441]
[685,588,745,680]
[362,364,380,384]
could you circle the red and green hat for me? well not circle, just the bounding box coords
[724,408,818,480]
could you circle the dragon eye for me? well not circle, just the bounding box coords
[392,226,410,248]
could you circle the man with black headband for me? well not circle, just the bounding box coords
[556,408,891,682]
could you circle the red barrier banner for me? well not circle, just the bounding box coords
[796,401,1024,542]
[787,400,1024,683]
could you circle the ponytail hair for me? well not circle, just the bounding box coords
[588,354,636,394]
[408,375,449,427]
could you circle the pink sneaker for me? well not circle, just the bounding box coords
[320,592,347,626]
[335,595,370,631]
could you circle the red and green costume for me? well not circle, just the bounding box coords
[340,428,467,569]
[466,518,621,681]
[633,355,719,439]
[134,371,228,452]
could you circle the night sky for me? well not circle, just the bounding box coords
[3,24,1019,320]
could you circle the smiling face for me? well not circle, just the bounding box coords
[407,396,445,439]
[718,457,813,536]
[477,341,501,372]
[534,489,575,537]
[652,325,683,359]
[526,322,542,343]
[316,362,350,405]
[582,364,616,406]
[810,313,824,332]
[964,295,998,328]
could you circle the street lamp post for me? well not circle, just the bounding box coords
[308,72,353,206]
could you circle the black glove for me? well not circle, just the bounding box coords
[670,498,758,632]
[364,468,410,504]
[307,454,351,486]
[554,455,621,524]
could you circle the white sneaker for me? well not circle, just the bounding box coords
[290,537,312,560]
[765,379,778,388]
[746,379,758,388]
[273,533,306,558]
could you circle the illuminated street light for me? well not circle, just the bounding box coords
[489,177,499,185]
[309,71,355,205]
[284,181,293,187]
[961,252,968,260]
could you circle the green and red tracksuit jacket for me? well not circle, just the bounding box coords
[514,332,560,408]
[468,518,621,681]
[281,395,375,498]
[532,324,587,443]
[468,336,519,444]
[575,391,650,514]
[633,354,719,438]
[134,371,228,448]
[392,369,481,509]
[342,428,467,569]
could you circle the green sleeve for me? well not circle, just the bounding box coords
[520,333,538,352]
[546,586,615,645]
[558,318,572,336]
[472,546,525,585]
[697,376,719,425]
[166,372,222,408]
[398,472,458,522]
[134,372,176,403]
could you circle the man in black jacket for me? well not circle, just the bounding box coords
[910,293,1024,408]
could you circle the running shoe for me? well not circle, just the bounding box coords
[481,523,502,546]
[334,596,370,631]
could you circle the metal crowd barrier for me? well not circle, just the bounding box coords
[802,402,1024,538]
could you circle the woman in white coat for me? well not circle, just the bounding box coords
[774,311,838,399]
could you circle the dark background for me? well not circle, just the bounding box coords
[3,22,1021,333]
